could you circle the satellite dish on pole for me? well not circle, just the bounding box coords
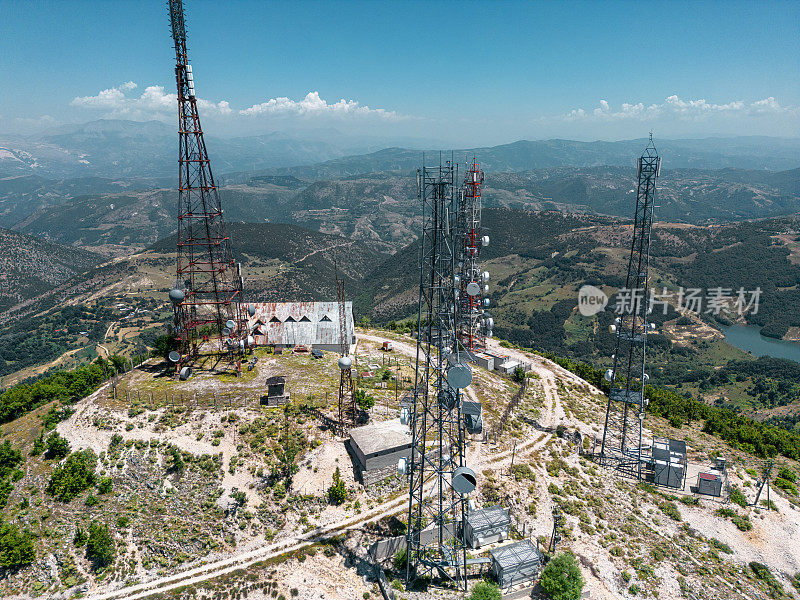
[169,288,184,304]
[466,282,480,297]
[179,366,192,380]
[222,327,231,336]
[168,351,181,363]
[338,356,352,370]
[225,319,236,331]
[248,303,256,317]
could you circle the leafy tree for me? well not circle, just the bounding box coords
[109,355,127,374]
[540,552,585,600]
[44,432,70,459]
[0,522,35,569]
[86,521,115,568]
[353,389,375,411]
[512,366,526,384]
[151,333,176,359]
[469,581,501,600]
[46,449,97,502]
[0,441,22,479]
[327,467,347,505]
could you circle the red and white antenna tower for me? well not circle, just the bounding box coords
[457,159,490,353]
[167,0,246,367]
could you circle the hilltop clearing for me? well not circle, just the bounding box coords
[0,329,796,599]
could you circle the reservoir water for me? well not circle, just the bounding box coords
[720,324,800,364]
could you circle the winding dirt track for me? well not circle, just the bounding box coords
[85,332,563,600]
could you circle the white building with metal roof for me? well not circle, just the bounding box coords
[246,301,355,352]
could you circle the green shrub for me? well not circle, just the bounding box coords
[392,547,407,572]
[86,521,115,568]
[731,514,752,531]
[511,463,535,481]
[730,486,747,508]
[750,562,784,597]
[353,389,375,411]
[469,580,501,600]
[73,527,88,547]
[539,551,585,600]
[44,432,70,460]
[709,538,732,553]
[774,477,798,495]
[679,495,699,506]
[46,449,97,502]
[778,466,797,483]
[327,467,346,505]
[98,477,113,494]
[0,522,35,569]
[659,501,681,521]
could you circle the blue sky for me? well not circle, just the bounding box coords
[1,0,798,145]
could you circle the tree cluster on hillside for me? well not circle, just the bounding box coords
[0,357,113,424]
[544,353,800,460]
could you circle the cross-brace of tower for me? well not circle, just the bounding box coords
[599,136,661,479]
[405,159,475,591]
[336,273,356,435]
[168,0,245,366]
[456,159,489,353]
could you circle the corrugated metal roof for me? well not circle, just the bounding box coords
[245,301,354,347]
[490,540,542,570]
[466,506,510,533]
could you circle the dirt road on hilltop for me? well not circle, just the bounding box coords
[84,331,558,600]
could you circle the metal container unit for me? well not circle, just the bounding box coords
[464,506,510,549]
[697,471,723,497]
[490,539,544,589]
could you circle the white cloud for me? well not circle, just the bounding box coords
[562,95,795,122]
[239,91,399,120]
[71,84,398,122]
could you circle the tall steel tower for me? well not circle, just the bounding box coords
[456,160,491,353]
[599,135,661,479]
[405,159,476,591]
[168,0,245,365]
[336,271,356,435]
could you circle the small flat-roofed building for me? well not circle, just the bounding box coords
[497,359,521,375]
[349,419,412,486]
[697,471,723,497]
[246,301,355,353]
[490,539,544,589]
[465,506,510,548]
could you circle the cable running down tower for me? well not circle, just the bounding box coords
[599,135,661,479]
[168,0,245,367]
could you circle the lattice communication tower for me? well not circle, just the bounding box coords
[599,135,661,479]
[168,0,245,366]
[405,159,476,590]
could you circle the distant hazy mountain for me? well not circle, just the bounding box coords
[2,119,798,182]
[254,137,800,181]
[0,119,358,180]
